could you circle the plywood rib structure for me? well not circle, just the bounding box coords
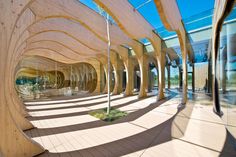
[94,0,154,39]
[153,0,191,103]
[10,0,135,96]
[7,0,130,66]
[24,49,80,64]
[27,0,136,96]
[1,0,162,156]
[165,48,180,63]
[10,0,163,99]
[28,18,106,51]
[0,1,45,156]
[26,33,100,56]
[94,0,166,99]
[29,0,132,45]
[1,0,234,156]
[8,0,139,99]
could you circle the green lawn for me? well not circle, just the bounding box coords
[89,107,128,122]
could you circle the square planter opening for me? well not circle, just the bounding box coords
[89,107,127,122]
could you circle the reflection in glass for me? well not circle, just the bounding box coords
[16,57,98,100]
[217,5,236,140]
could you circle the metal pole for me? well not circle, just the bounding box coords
[55,61,57,89]
[70,65,72,88]
[106,13,111,115]
[44,68,46,90]
[36,63,39,84]
[135,0,152,10]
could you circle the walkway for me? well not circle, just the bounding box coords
[24,91,236,157]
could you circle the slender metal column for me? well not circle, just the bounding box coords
[55,61,58,89]
[192,64,195,92]
[44,68,46,90]
[106,13,111,114]
[36,63,39,85]
[70,65,72,88]
[167,65,171,89]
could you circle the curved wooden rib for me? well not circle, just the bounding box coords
[153,0,191,103]
[94,0,165,99]
[0,1,45,156]
[24,49,81,64]
[12,0,135,98]
[30,0,131,45]
[26,40,91,58]
[28,18,106,51]
[27,31,102,56]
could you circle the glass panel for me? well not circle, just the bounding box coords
[170,66,179,89]
[128,0,163,28]
[217,4,236,141]
[176,0,214,20]
[79,0,116,24]
[154,27,177,39]
[144,44,154,53]
[16,56,98,100]
[165,68,168,88]
[183,9,214,32]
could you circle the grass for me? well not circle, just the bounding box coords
[89,107,128,122]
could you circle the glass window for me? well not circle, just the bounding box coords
[217,5,236,139]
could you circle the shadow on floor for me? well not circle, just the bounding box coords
[26,94,129,112]
[27,93,176,137]
[219,127,236,157]
[25,94,108,106]
[26,94,154,121]
[36,102,189,157]
[33,91,236,157]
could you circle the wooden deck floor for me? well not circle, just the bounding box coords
[24,91,236,157]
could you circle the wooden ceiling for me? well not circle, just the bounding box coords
[11,0,191,67]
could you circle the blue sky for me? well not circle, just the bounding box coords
[80,0,99,12]
[129,0,215,28]
[177,0,215,19]
[80,0,215,29]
